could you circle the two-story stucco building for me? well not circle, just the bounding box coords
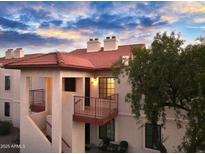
[1,37,186,153]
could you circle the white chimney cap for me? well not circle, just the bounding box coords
[13,48,24,58]
[87,38,101,52]
[104,36,118,51]
[5,49,14,59]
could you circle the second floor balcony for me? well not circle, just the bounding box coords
[73,94,118,125]
[29,89,45,112]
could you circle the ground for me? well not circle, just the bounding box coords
[0,127,20,153]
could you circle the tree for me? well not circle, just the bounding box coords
[178,40,205,152]
[114,32,205,152]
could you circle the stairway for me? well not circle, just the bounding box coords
[45,119,71,153]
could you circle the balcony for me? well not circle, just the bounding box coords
[73,94,118,125]
[29,89,45,112]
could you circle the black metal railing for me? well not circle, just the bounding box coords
[29,89,45,112]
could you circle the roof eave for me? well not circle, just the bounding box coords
[3,63,95,71]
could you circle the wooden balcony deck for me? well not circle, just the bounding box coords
[73,94,118,125]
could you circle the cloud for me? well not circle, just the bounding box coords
[66,13,167,32]
[192,17,205,23]
[0,1,204,54]
[0,17,29,30]
[37,28,82,39]
[139,16,166,27]
[40,20,63,28]
[90,1,114,15]
[0,30,72,48]
[19,7,51,22]
[38,1,91,20]
[170,2,205,14]
[187,26,205,30]
[158,1,205,24]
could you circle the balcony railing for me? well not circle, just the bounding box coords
[73,94,118,125]
[29,89,45,112]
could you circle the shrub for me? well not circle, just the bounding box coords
[0,121,12,135]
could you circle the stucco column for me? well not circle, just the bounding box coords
[44,77,48,112]
[51,73,62,152]
[71,77,85,153]
[82,77,85,109]
[20,75,30,152]
[20,75,30,117]
[82,77,85,96]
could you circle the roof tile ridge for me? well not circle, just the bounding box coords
[61,52,95,68]
[79,57,95,68]
[0,53,42,60]
[3,53,46,66]
[118,43,145,47]
[55,52,64,66]
[83,58,95,68]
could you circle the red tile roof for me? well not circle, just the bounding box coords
[69,44,144,69]
[0,53,43,65]
[3,44,144,70]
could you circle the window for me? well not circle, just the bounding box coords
[5,76,10,90]
[145,123,161,150]
[99,119,115,141]
[4,102,10,117]
[99,77,115,98]
[64,78,76,92]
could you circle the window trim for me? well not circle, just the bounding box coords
[145,123,161,150]
[64,78,76,92]
[98,77,115,99]
[4,102,10,117]
[5,75,11,91]
[99,119,115,141]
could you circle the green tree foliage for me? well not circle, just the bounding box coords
[114,32,205,152]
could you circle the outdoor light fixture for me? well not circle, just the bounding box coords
[91,77,98,85]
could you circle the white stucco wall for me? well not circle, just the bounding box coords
[20,116,52,153]
[72,121,85,152]
[89,72,187,153]
[0,68,20,127]
[30,77,45,90]
[30,111,48,131]
[18,67,187,153]
[114,73,186,152]
[115,114,186,153]
[0,68,45,128]
[61,73,88,153]
[20,70,63,153]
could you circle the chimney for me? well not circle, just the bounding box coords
[104,36,118,51]
[122,56,130,66]
[14,48,24,58]
[87,38,101,52]
[5,49,14,59]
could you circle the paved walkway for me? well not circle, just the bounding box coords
[0,127,20,153]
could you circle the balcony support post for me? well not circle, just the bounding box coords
[95,98,96,124]
[109,96,111,120]
[117,94,119,113]
[82,77,85,111]
[51,73,62,153]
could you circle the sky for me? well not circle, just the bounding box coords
[0,1,205,56]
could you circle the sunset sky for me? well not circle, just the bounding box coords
[0,1,205,56]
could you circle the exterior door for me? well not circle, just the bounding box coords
[85,78,90,106]
[85,123,90,144]
[85,78,90,145]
